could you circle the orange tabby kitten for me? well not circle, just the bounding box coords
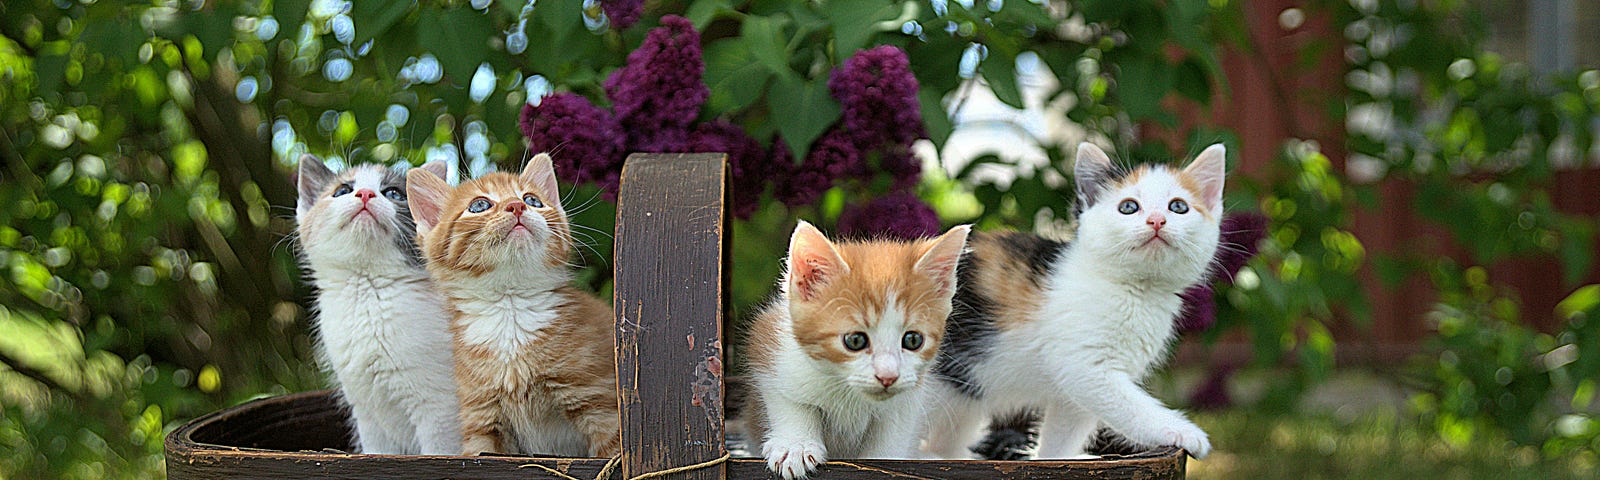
[743,221,970,479]
[406,153,619,457]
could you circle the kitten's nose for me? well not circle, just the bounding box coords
[1146,212,1167,231]
[506,201,526,215]
[875,372,899,387]
[355,189,376,202]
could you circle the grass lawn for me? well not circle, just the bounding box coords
[1187,410,1598,480]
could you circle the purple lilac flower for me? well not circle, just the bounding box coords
[689,121,767,219]
[776,129,862,207]
[1176,284,1217,333]
[1177,212,1270,333]
[828,45,926,149]
[604,15,708,153]
[836,191,942,240]
[1186,363,1237,410]
[875,145,923,190]
[1216,212,1268,277]
[601,0,643,31]
[519,93,625,188]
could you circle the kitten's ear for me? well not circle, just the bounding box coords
[1183,144,1227,212]
[787,221,850,302]
[520,153,561,210]
[915,224,971,298]
[419,161,449,184]
[296,154,335,217]
[1074,143,1116,209]
[406,167,452,239]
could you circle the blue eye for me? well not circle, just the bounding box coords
[1168,199,1189,214]
[383,188,405,202]
[468,198,492,213]
[901,331,924,351]
[842,332,868,352]
[332,184,353,197]
[523,193,544,208]
[1118,199,1139,215]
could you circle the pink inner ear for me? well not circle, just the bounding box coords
[790,256,833,302]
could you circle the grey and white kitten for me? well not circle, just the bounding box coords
[295,155,461,455]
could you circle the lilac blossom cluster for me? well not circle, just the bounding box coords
[836,191,942,240]
[600,0,643,31]
[799,46,938,237]
[518,22,934,221]
[1177,212,1270,333]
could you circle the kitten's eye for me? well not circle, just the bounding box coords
[522,193,544,208]
[842,332,869,352]
[1118,199,1140,215]
[468,197,493,213]
[1168,199,1189,214]
[382,187,406,202]
[901,332,924,351]
[332,184,353,197]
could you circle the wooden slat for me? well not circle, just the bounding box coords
[613,153,729,480]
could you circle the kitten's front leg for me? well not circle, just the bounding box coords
[859,394,927,459]
[1033,400,1099,459]
[456,387,507,455]
[918,384,985,459]
[760,394,827,479]
[412,393,464,455]
[349,404,403,454]
[553,383,622,457]
[1057,370,1210,458]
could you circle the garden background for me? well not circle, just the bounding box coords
[2,0,1599,478]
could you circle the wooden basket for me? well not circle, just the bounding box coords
[165,153,1187,479]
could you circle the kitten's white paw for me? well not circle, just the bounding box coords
[763,438,826,479]
[1159,420,1211,459]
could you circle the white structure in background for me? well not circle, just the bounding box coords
[920,53,1094,189]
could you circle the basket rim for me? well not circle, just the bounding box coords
[165,389,1188,468]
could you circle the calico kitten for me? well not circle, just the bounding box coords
[744,221,970,479]
[294,156,462,455]
[405,153,619,457]
[922,143,1225,460]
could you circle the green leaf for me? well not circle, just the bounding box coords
[1174,56,1212,105]
[352,0,418,46]
[418,7,493,84]
[686,0,733,30]
[768,77,840,159]
[275,0,311,34]
[982,49,1024,109]
[823,0,899,57]
[742,15,796,81]
[704,39,773,113]
[919,88,952,148]
[1115,53,1174,123]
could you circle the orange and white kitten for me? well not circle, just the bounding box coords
[743,221,970,479]
[405,153,619,457]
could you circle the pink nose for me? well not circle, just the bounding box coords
[875,373,899,388]
[506,201,526,215]
[1146,212,1167,231]
[355,189,376,202]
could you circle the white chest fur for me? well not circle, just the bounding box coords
[311,269,460,455]
[450,289,565,357]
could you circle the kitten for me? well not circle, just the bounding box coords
[744,221,970,479]
[921,143,1225,460]
[405,153,619,457]
[294,156,462,455]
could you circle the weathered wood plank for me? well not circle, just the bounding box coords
[725,453,1186,480]
[164,390,620,480]
[613,153,729,480]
